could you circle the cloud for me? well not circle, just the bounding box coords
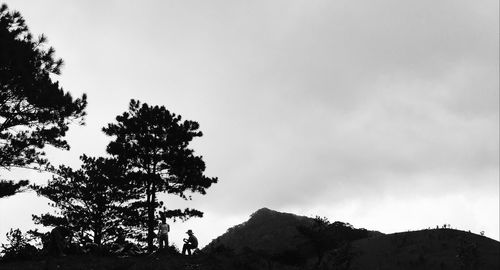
[187,3,497,228]
[2,0,498,243]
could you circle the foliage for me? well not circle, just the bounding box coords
[0,179,28,198]
[297,216,332,268]
[0,228,39,261]
[33,155,138,246]
[0,4,87,196]
[160,208,204,222]
[102,99,217,251]
[328,221,370,241]
[298,217,370,268]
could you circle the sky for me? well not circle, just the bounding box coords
[0,0,498,248]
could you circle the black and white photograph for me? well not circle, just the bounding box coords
[0,1,498,269]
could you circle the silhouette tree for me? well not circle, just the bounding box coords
[33,156,136,246]
[103,99,217,252]
[1,228,38,261]
[0,4,87,197]
[0,179,28,198]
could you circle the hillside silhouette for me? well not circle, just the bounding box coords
[349,228,500,269]
[204,207,316,254]
[204,208,500,269]
[3,208,498,269]
[204,208,380,253]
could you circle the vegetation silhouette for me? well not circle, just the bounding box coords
[205,209,373,270]
[103,99,218,252]
[27,101,218,253]
[0,229,37,262]
[296,216,332,268]
[298,218,372,269]
[0,4,87,198]
[1,208,500,270]
[0,179,28,198]
[1,3,217,258]
[32,156,138,247]
[1,4,499,270]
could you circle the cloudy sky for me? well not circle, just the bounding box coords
[1,0,498,246]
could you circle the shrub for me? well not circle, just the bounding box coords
[0,229,41,261]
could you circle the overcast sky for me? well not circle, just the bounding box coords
[1,0,498,247]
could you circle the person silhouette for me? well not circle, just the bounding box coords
[182,230,198,255]
[157,218,170,249]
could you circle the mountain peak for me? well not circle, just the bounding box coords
[205,208,314,254]
[250,207,274,216]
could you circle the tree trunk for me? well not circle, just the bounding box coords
[146,182,157,253]
[94,218,103,246]
[94,230,102,246]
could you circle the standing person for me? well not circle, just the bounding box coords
[157,218,170,250]
[182,230,198,255]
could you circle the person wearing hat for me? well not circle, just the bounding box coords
[182,229,198,255]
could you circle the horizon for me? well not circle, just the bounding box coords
[0,0,498,249]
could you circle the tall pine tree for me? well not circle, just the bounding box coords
[103,99,217,252]
[0,4,87,197]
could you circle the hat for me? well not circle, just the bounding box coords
[186,230,193,235]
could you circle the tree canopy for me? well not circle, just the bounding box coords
[33,155,138,246]
[103,99,217,252]
[0,4,87,197]
[0,179,28,198]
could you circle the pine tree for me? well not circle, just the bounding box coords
[0,180,28,198]
[103,99,217,252]
[33,156,136,246]
[0,4,87,197]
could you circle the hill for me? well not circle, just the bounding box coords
[205,208,499,269]
[204,208,378,254]
[1,208,499,270]
[204,207,315,254]
[347,228,500,270]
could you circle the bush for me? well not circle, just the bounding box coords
[0,229,41,261]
